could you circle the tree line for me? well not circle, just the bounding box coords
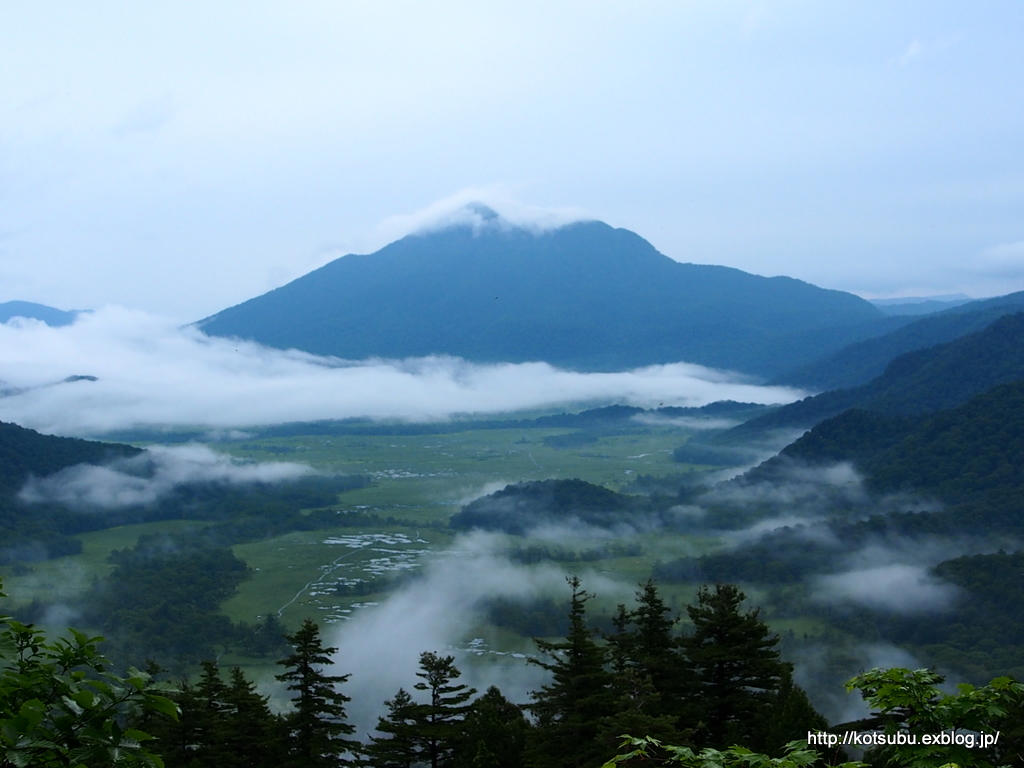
[107,578,831,767]
[8,575,1024,767]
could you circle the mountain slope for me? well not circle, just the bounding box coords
[768,380,1024,518]
[731,312,1024,436]
[0,301,80,327]
[0,422,141,561]
[199,210,890,376]
[0,420,140,495]
[775,291,1024,390]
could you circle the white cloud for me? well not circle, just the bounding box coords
[373,188,593,245]
[813,564,960,613]
[19,444,313,510]
[632,413,740,430]
[891,39,924,66]
[889,35,960,67]
[0,306,804,436]
[111,93,177,136]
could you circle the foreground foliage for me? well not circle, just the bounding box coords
[600,735,864,768]
[601,666,1024,768]
[12,567,1024,768]
[843,667,1024,768]
[0,580,177,768]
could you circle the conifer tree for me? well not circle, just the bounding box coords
[192,660,234,767]
[146,679,203,767]
[607,580,689,720]
[276,618,358,767]
[526,576,617,768]
[412,652,477,768]
[364,688,420,768]
[454,686,530,768]
[603,582,690,750]
[679,584,786,750]
[223,665,285,768]
[758,665,831,758]
[152,662,285,768]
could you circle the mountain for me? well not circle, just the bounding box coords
[198,208,895,377]
[870,294,973,316]
[0,420,140,495]
[730,311,1024,438]
[776,291,1024,390]
[0,301,80,327]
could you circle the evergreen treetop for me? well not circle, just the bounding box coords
[527,576,617,768]
[680,583,786,750]
[276,618,357,768]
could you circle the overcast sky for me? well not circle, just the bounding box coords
[3,2,1024,321]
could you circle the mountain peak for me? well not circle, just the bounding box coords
[199,217,887,376]
[415,202,516,237]
[462,202,500,221]
[409,201,597,239]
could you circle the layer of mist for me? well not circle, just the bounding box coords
[323,531,630,736]
[0,307,804,437]
[19,444,315,510]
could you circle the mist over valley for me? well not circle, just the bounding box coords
[5,208,1024,753]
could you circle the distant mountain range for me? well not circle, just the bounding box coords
[0,301,80,326]
[729,312,1024,437]
[199,206,906,377]
[776,291,1024,390]
[869,294,973,316]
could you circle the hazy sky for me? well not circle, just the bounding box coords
[3,2,1024,321]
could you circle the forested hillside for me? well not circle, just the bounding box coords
[0,422,142,561]
[730,311,1024,436]
[0,420,140,494]
[775,290,1024,390]
[775,379,1024,521]
[660,379,1024,680]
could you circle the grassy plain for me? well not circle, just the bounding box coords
[211,424,708,632]
[1,418,747,675]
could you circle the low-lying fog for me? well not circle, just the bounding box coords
[0,306,803,436]
[3,307,989,728]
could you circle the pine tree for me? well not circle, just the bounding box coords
[758,665,831,758]
[526,576,617,768]
[146,664,229,768]
[607,580,689,720]
[602,581,690,750]
[223,666,286,768]
[412,652,477,768]
[454,686,530,768]
[147,679,204,768]
[679,584,786,750]
[276,618,358,767]
[364,688,420,768]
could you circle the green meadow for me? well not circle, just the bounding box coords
[210,423,711,632]
[1,418,756,665]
